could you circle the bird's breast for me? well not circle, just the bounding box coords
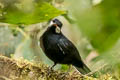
[42,33,60,50]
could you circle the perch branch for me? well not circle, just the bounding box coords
[0,55,96,80]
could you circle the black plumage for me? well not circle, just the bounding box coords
[40,19,91,74]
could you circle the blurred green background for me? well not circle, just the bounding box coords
[0,0,120,79]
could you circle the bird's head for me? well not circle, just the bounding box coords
[48,19,63,33]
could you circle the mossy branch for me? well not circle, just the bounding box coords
[0,55,97,80]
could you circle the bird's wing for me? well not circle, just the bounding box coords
[57,38,71,55]
[57,37,81,59]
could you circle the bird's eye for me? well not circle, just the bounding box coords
[53,20,55,23]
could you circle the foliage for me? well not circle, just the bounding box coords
[66,0,120,53]
[0,0,65,25]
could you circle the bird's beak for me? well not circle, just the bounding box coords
[53,24,58,27]
[49,21,58,27]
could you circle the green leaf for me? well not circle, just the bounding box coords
[69,0,120,53]
[0,1,65,25]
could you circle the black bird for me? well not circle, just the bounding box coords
[40,19,91,74]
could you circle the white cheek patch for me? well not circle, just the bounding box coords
[48,21,54,27]
[55,27,61,33]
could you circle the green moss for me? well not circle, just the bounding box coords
[0,55,116,80]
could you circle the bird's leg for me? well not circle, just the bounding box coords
[50,63,56,70]
[47,63,57,75]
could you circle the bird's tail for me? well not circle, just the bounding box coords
[73,61,91,75]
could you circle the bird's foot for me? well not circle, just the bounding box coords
[47,67,54,76]
[47,63,56,76]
